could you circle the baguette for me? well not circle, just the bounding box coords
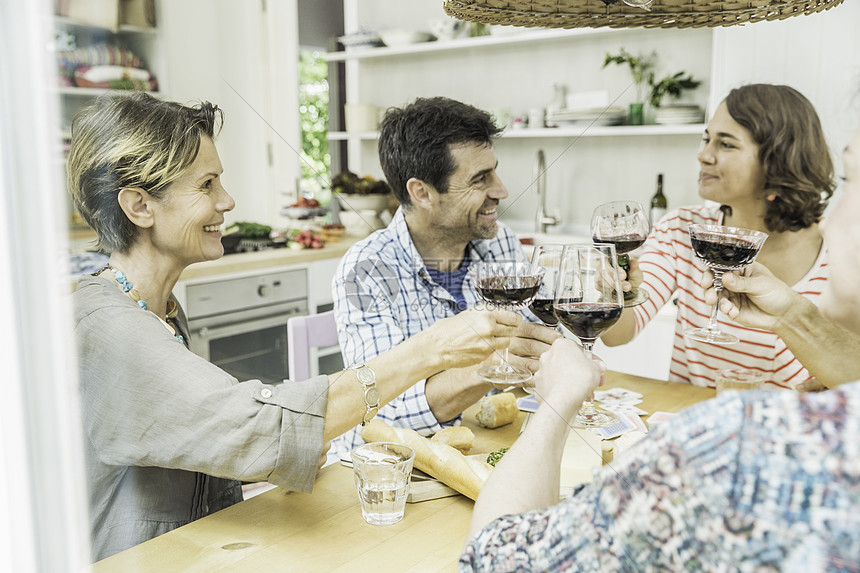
[361,419,492,500]
[430,426,474,455]
[475,392,519,429]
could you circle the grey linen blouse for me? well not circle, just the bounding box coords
[74,275,329,561]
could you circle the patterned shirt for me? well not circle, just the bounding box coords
[331,208,529,456]
[461,382,860,572]
[634,205,828,388]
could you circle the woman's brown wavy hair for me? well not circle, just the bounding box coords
[723,84,835,233]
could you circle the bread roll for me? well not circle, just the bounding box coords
[361,419,492,500]
[430,426,474,454]
[475,392,519,429]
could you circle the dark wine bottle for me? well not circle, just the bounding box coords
[650,173,667,226]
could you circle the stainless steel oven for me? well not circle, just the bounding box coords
[185,269,308,384]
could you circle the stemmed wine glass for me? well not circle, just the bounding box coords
[470,260,545,386]
[684,224,768,344]
[554,244,624,428]
[591,200,651,307]
[528,244,564,329]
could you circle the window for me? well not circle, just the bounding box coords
[298,50,330,198]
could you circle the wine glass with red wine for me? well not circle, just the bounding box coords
[591,200,651,307]
[529,244,564,329]
[684,224,768,344]
[470,261,545,386]
[554,244,624,428]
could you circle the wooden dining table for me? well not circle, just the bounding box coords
[89,371,715,572]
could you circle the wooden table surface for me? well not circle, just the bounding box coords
[89,372,715,573]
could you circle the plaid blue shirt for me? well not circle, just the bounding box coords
[331,208,529,455]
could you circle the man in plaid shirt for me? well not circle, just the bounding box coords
[332,97,559,456]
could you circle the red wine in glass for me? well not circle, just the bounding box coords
[684,224,768,344]
[529,244,565,328]
[554,300,623,341]
[591,201,651,307]
[690,235,760,268]
[528,298,558,327]
[476,276,542,306]
[593,234,647,255]
[470,261,545,386]
[554,244,624,428]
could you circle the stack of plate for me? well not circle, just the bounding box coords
[654,105,704,125]
[547,107,626,127]
[337,31,383,50]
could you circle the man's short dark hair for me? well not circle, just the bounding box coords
[377,97,502,208]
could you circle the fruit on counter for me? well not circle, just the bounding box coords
[331,171,392,195]
[291,229,325,249]
[289,197,321,208]
[225,221,272,239]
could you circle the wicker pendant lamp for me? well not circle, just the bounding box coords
[442,0,845,29]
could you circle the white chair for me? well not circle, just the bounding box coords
[287,310,340,381]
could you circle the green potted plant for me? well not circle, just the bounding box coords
[649,72,702,108]
[603,48,656,125]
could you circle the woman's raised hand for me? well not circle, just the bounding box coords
[427,307,523,370]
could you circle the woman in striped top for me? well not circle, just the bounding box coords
[603,84,835,389]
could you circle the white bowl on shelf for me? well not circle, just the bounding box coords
[378,29,434,48]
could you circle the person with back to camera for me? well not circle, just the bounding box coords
[602,83,852,390]
[331,97,559,457]
[67,92,523,561]
[459,108,860,571]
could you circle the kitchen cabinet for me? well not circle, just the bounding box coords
[326,0,713,235]
[174,247,350,379]
[54,14,165,132]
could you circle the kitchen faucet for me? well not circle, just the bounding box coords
[534,149,561,234]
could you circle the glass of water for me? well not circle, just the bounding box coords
[715,368,766,395]
[351,442,415,525]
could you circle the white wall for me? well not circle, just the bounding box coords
[710,2,860,212]
[161,0,302,228]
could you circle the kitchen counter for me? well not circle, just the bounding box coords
[178,236,364,282]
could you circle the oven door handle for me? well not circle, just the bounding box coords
[193,308,306,340]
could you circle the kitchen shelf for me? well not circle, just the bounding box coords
[501,123,707,137]
[325,27,623,62]
[336,1,713,206]
[54,16,158,35]
[57,86,160,97]
[329,123,706,141]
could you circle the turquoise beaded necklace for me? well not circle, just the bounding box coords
[94,264,185,344]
